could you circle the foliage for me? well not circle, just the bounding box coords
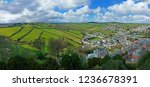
[138,51,150,70]
[6,55,42,70]
[125,63,138,70]
[138,51,150,67]
[42,57,59,70]
[88,58,102,69]
[138,59,150,70]
[0,36,13,61]
[102,59,126,70]
[0,61,7,70]
[101,55,111,65]
[0,23,150,70]
[33,38,46,52]
[48,38,68,57]
[7,55,28,70]
[113,54,126,64]
[36,52,46,60]
[60,51,88,70]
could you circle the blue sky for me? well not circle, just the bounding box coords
[90,0,126,8]
[0,0,150,23]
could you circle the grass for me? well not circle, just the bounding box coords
[0,22,149,50]
[0,27,21,36]
[0,23,84,50]
[10,25,33,40]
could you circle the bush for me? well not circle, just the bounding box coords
[42,57,59,70]
[25,57,42,70]
[125,63,138,70]
[101,55,111,65]
[138,51,150,67]
[138,59,150,70]
[36,52,46,60]
[88,58,102,69]
[102,59,126,70]
[138,51,150,70]
[60,51,88,70]
[113,54,126,64]
[6,55,43,70]
[0,61,7,70]
[7,55,27,70]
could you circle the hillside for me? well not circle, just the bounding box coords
[0,22,149,51]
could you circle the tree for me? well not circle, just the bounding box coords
[102,59,126,70]
[138,59,150,70]
[113,54,126,64]
[0,61,7,70]
[60,51,87,70]
[33,38,46,53]
[126,63,138,70]
[6,55,43,70]
[88,58,102,69]
[25,57,41,70]
[48,38,67,58]
[138,51,150,70]
[42,57,59,70]
[36,52,46,60]
[101,55,111,65]
[7,55,27,70]
[81,31,86,36]
[0,36,13,62]
[0,48,12,62]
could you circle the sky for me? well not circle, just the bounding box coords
[0,0,150,23]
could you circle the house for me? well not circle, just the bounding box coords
[146,28,150,31]
[131,49,142,59]
[126,49,141,63]
[97,48,107,58]
[141,39,150,51]
[86,53,98,59]
[86,48,107,59]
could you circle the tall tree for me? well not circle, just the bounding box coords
[0,36,13,62]
[138,51,150,70]
[48,38,67,58]
[102,59,126,70]
[33,38,46,53]
[60,51,87,70]
[42,57,59,70]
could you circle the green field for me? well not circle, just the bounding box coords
[0,22,149,50]
[0,22,150,70]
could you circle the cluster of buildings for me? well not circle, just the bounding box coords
[125,38,150,62]
[82,25,150,63]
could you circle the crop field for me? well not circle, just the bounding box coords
[0,23,89,50]
[0,22,148,50]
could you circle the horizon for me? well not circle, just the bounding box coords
[0,0,150,23]
[0,22,150,24]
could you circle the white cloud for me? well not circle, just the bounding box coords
[0,0,150,23]
[139,0,150,3]
[62,6,100,22]
[95,12,118,22]
[95,11,150,23]
[76,5,100,14]
[108,0,150,16]
[94,0,150,23]
[37,0,90,10]
[0,0,92,23]
[0,11,21,23]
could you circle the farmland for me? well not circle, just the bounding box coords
[0,23,87,49]
[0,22,150,70]
[0,22,148,50]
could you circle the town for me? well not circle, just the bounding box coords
[81,24,150,63]
[0,23,150,70]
